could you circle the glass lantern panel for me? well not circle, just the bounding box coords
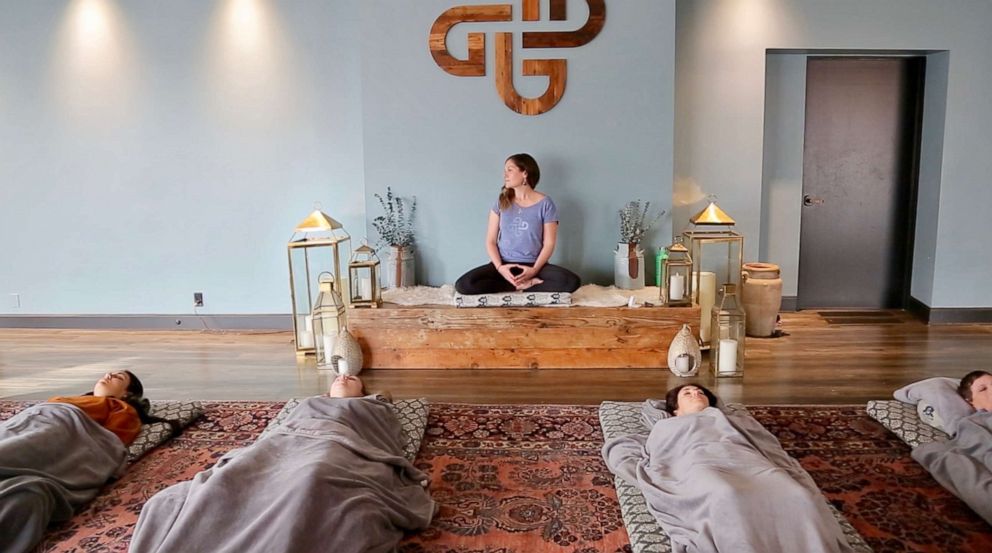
[289,244,341,351]
[350,266,374,303]
[687,235,743,302]
[711,312,745,377]
[662,262,692,306]
[312,314,333,367]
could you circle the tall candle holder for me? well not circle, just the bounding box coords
[711,283,745,378]
[682,198,743,347]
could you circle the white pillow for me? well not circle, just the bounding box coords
[894,377,974,436]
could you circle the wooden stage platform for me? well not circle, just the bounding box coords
[347,303,701,369]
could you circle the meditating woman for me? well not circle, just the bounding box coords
[130,375,435,553]
[957,370,992,410]
[0,371,176,553]
[455,153,581,294]
[603,384,855,553]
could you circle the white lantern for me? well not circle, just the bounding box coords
[312,273,347,369]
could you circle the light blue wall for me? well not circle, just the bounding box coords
[0,0,676,315]
[5,1,990,315]
[0,0,368,315]
[676,0,992,308]
[359,0,675,285]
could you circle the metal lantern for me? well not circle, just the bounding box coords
[288,208,350,357]
[711,283,746,378]
[312,272,347,369]
[682,199,743,347]
[348,241,382,308]
[661,238,693,307]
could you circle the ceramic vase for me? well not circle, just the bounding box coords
[614,242,645,290]
[741,262,783,337]
[385,245,415,289]
[667,324,701,377]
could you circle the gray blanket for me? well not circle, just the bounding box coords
[912,410,992,523]
[130,396,435,553]
[603,406,854,553]
[0,402,128,553]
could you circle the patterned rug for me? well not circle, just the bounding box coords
[2,401,990,552]
[398,404,630,553]
[750,406,992,553]
[0,400,285,553]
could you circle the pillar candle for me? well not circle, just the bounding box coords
[694,271,717,343]
[337,358,350,375]
[359,277,371,299]
[304,315,313,332]
[298,330,314,349]
[718,339,738,374]
[322,334,336,361]
[675,354,690,374]
[669,273,685,301]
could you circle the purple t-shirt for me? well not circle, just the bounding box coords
[491,196,559,263]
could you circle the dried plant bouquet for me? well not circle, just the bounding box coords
[372,187,417,248]
[618,200,664,244]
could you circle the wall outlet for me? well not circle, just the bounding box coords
[193,292,204,307]
[9,293,20,309]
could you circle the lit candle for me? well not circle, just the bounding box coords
[718,339,738,374]
[337,358,350,375]
[694,271,716,342]
[669,273,685,301]
[675,354,690,374]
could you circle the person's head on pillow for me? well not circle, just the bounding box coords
[664,384,718,416]
[957,370,992,411]
[329,375,367,398]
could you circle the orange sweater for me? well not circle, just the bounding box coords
[47,396,142,445]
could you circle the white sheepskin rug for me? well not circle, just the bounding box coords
[381,285,456,305]
[381,284,664,307]
[570,284,663,307]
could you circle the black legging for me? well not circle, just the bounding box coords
[455,262,581,294]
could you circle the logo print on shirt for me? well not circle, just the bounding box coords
[510,216,529,236]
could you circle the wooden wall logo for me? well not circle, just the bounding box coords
[429,0,606,115]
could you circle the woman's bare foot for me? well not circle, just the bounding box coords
[515,277,544,290]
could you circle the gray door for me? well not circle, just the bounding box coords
[798,57,924,309]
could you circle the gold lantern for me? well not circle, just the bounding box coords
[312,272,347,369]
[682,198,743,347]
[288,208,350,357]
[661,238,692,307]
[348,241,382,308]
[711,283,746,378]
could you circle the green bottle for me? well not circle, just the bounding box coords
[655,247,668,287]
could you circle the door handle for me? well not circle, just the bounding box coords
[803,194,825,207]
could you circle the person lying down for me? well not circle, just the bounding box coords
[603,384,855,553]
[129,375,435,553]
[910,370,992,523]
[0,371,179,553]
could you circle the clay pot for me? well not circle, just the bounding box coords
[741,262,782,337]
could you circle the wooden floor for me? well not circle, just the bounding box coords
[1,311,989,404]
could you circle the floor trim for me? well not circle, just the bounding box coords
[0,315,292,330]
[906,297,992,324]
[780,296,798,312]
